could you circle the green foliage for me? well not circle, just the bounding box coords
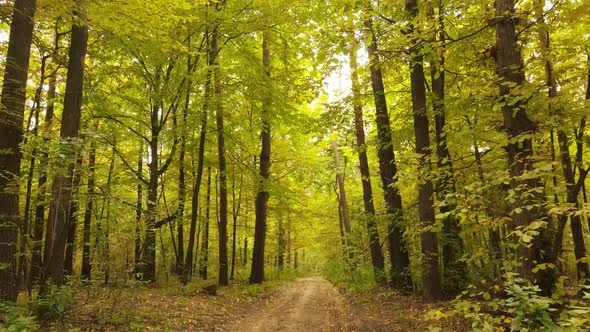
[435,275,590,331]
[29,285,76,322]
[557,289,590,330]
[503,277,559,331]
[0,302,38,331]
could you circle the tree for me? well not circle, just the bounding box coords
[250,29,272,284]
[428,0,467,297]
[0,0,36,301]
[363,4,412,292]
[42,0,88,289]
[405,0,441,301]
[494,0,552,292]
[348,15,386,286]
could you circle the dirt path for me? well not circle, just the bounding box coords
[224,277,359,332]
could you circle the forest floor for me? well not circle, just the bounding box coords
[224,277,359,331]
[42,276,464,331]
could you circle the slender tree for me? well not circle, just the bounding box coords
[42,0,88,288]
[348,23,386,285]
[405,0,441,301]
[81,139,97,280]
[212,19,229,286]
[427,0,467,297]
[250,30,272,284]
[199,166,213,280]
[364,5,412,292]
[183,41,213,283]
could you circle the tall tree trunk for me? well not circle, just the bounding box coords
[81,140,96,280]
[428,1,467,297]
[31,63,58,287]
[364,8,412,292]
[183,59,212,284]
[250,30,272,284]
[139,107,160,282]
[199,167,212,280]
[175,54,195,276]
[495,0,552,293]
[230,172,242,279]
[349,29,386,285]
[534,0,589,281]
[332,141,354,267]
[406,0,441,301]
[19,55,47,290]
[64,156,83,276]
[215,40,229,286]
[134,144,143,279]
[0,0,36,301]
[277,215,285,271]
[42,0,88,289]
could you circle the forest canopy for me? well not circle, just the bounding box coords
[0,0,590,330]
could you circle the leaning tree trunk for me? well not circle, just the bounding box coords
[364,9,412,292]
[42,0,88,289]
[348,26,386,285]
[0,0,36,301]
[406,0,441,301]
[250,30,272,284]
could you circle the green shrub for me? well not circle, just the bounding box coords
[0,302,38,331]
[29,285,76,322]
[445,274,560,331]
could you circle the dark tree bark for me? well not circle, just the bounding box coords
[81,140,96,280]
[133,144,143,279]
[332,140,354,267]
[19,54,47,290]
[183,55,213,284]
[64,156,83,276]
[199,167,212,280]
[428,1,467,297]
[215,61,229,287]
[42,0,88,289]
[534,0,589,281]
[230,172,242,279]
[137,63,181,281]
[495,0,552,292]
[250,30,272,284]
[406,0,441,301]
[277,215,285,270]
[139,105,161,282]
[349,28,386,285]
[0,0,36,301]
[30,62,58,288]
[174,51,198,276]
[364,10,412,292]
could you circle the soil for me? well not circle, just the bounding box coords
[224,277,360,331]
[48,277,464,331]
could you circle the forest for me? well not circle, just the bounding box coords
[0,0,590,330]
